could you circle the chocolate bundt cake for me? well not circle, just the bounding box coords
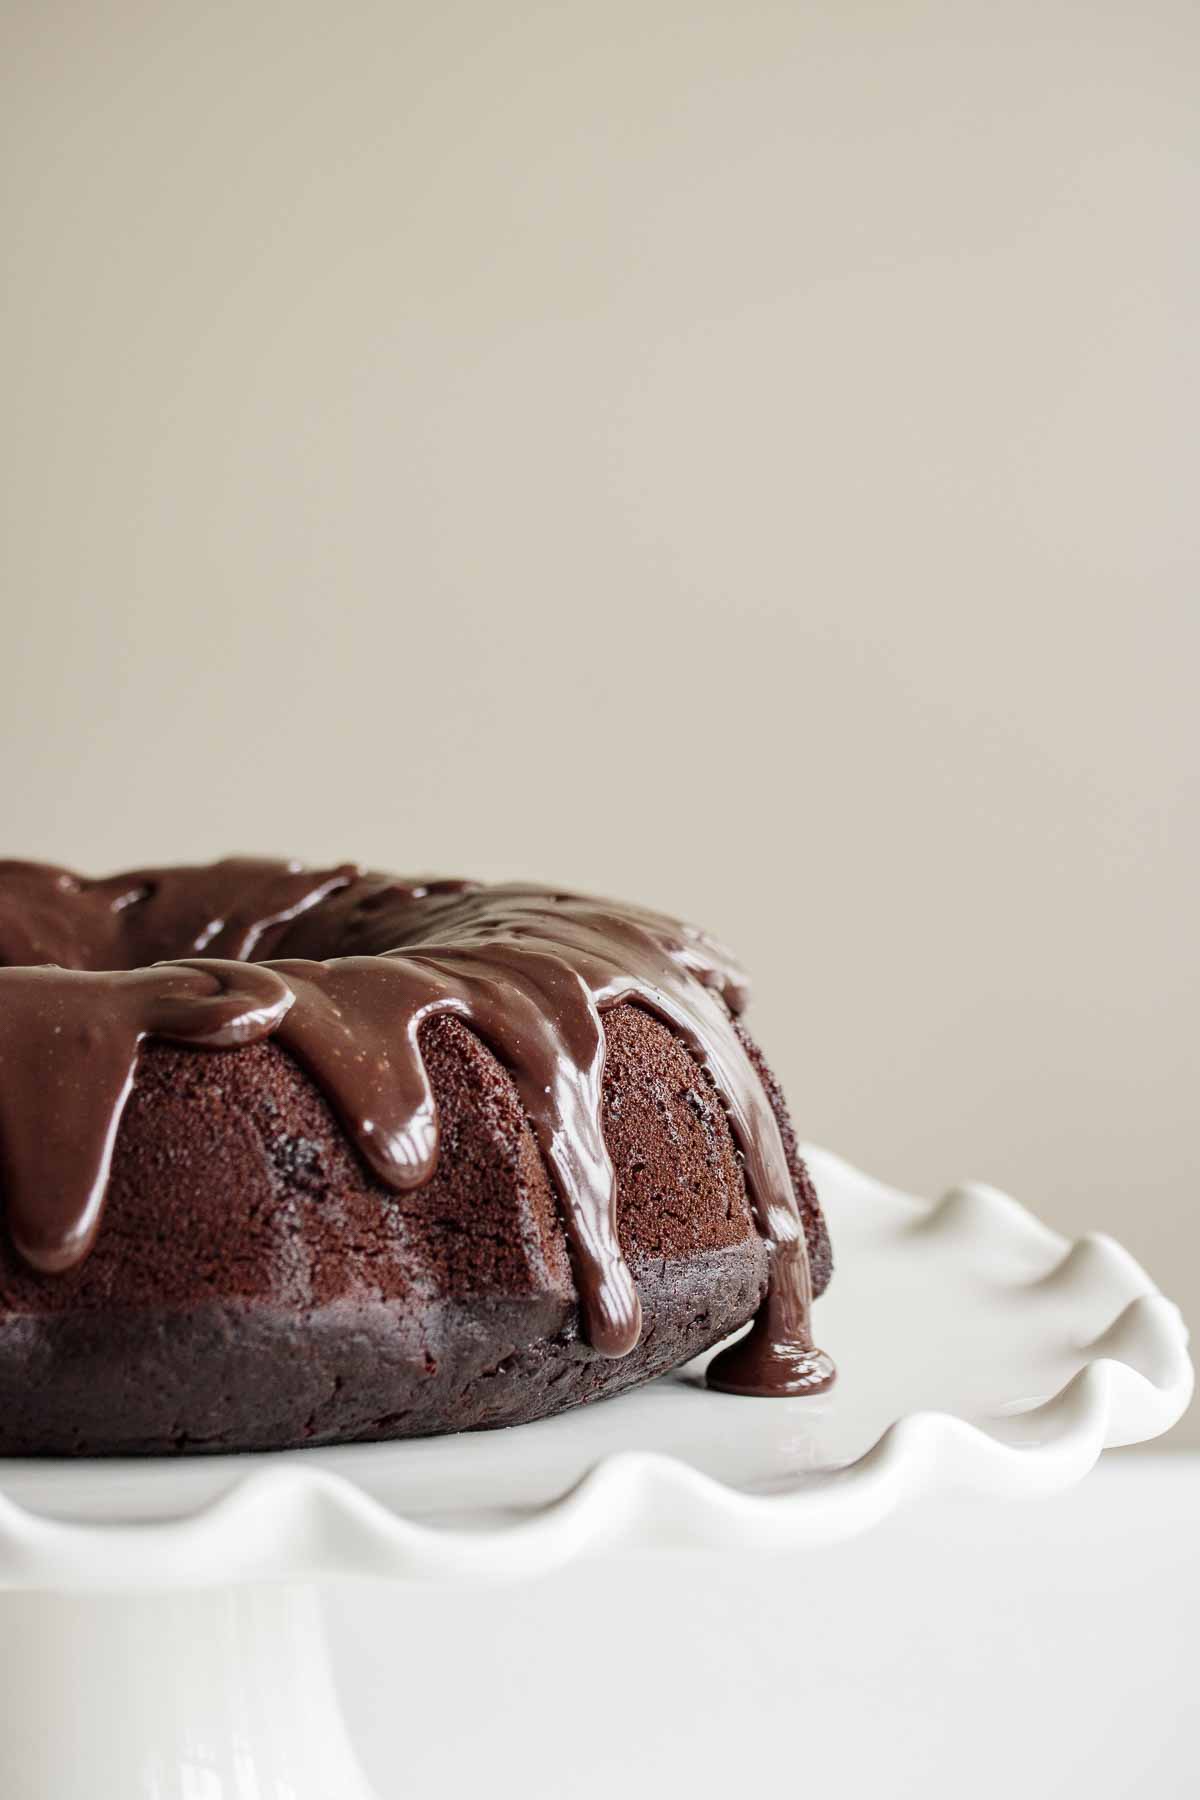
[0,859,833,1455]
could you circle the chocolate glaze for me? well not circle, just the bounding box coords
[0,859,833,1396]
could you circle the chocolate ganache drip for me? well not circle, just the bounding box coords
[0,859,834,1396]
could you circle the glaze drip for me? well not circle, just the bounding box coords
[0,860,833,1392]
[0,961,293,1272]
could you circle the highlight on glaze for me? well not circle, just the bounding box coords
[0,858,834,1395]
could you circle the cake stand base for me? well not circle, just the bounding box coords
[0,1584,377,1800]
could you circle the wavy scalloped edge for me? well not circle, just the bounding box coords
[0,1151,1190,1588]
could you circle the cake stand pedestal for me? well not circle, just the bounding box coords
[0,1149,1190,1800]
[2,1585,376,1799]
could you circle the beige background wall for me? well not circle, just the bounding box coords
[2,3,1196,1434]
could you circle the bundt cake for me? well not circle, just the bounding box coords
[0,858,834,1455]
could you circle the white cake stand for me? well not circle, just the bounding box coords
[0,1147,1190,1799]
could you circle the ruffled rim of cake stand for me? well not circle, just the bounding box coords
[0,1148,1190,1589]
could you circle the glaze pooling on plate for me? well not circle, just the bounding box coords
[0,858,833,1393]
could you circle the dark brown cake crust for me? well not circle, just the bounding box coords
[0,1005,829,1455]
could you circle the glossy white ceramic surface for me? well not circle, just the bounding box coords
[0,1585,377,1800]
[0,1147,1190,1587]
